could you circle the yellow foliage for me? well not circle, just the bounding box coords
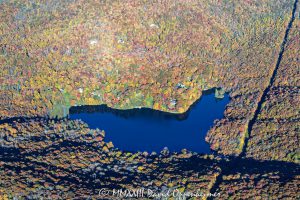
[153,102,160,110]
[178,107,185,113]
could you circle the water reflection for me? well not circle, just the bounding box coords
[70,89,230,153]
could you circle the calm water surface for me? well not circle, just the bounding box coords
[70,90,229,153]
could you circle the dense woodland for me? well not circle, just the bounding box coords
[1,119,299,199]
[0,0,299,198]
[0,119,222,198]
[0,0,294,116]
[246,13,300,163]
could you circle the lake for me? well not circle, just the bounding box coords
[69,89,229,153]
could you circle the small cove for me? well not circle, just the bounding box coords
[69,89,230,153]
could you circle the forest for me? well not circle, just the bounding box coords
[0,0,299,199]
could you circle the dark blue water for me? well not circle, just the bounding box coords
[69,89,229,153]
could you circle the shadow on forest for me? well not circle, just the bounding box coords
[1,141,299,189]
